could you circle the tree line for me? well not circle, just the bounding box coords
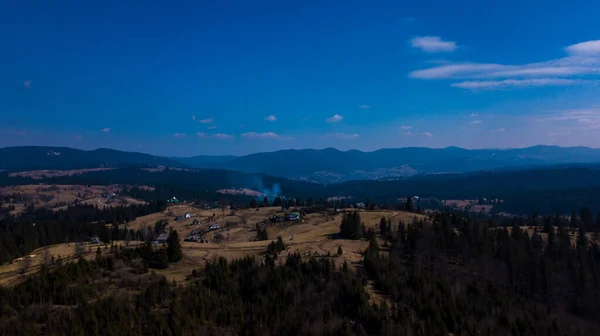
[0,201,166,264]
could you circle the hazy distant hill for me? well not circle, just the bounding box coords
[0,146,184,172]
[176,145,600,182]
[4,145,600,182]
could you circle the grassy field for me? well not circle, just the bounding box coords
[0,205,425,288]
[0,184,146,214]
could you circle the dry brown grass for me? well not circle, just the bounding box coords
[0,206,425,287]
[0,184,147,213]
[0,240,145,286]
[120,206,425,284]
[8,168,114,179]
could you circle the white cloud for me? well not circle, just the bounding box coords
[410,36,457,53]
[565,40,600,56]
[101,128,111,133]
[326,114,344,123]
[403,129,433,137]
[198,132,234,139]
[469,113,478,117]
[265,115,277,122]
[494,128,506,133]
[359,105,371,109]
[242,132,292,140]
[409,40,600,89]
[197,118,214,124]
[212,133,234,139]
[23,80,31,89]
[399,125,412,130]
[173,133,186,138]
[321,133,360,139]
[470,120,482,125]
[534,108,600,129]
[452,78,590,90]
[206,125,216,130]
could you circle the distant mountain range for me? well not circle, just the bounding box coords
[3,145,600,183]
[175,145,600,182]
[0,146,182,172]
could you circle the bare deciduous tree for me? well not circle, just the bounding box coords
[20,257,31,274]
[74,242,85,259]
[41,247,52,269]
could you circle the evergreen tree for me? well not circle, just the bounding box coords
[263,196,269,207]
[405,197,415,212]
[379,217,388,236]
[167,230,183,262]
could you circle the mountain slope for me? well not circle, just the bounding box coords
[177,146,600,181]
[0,146,185,172]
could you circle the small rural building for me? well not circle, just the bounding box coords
[155,233,169,244]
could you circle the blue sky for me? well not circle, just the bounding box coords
[1,0,600,156]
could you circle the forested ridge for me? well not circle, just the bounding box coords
[1,209,600,335]
[5,166,600,215]
[0,201,166,264]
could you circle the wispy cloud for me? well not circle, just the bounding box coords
[212,133,234,139]
[265,115,277,122]
[403,129,433,137]
[490,128,506,133]
[192,115,196,121]
[326,114,344,123]
[197,118,214,124]
[197,132,234,139]
[534,108,600,130]
[359,105,371,109]
[301,117,309,121]
[470,120,482,125]
[452,78,591,90]
[173,133,186,138]
[410,40,600,89]
[242,132,292,140]
[469,113,478,117]
[399,125,412,130]
[101,128,111,133]
[206,125,216,130]
[410,36,457,53]
[23,80,31,89]
[321,133,360,139]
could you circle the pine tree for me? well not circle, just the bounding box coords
[167,230,183,262]
[379,217,388,236]
[405,197,415,212]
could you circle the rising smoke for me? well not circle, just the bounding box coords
[251,176,282,203]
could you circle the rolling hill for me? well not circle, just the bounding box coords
[176,145,600,182]
[4,145,600,183]
[0,146,185,172]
